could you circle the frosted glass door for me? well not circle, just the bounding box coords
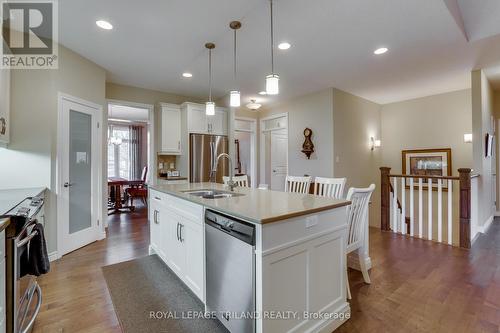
[59,96,100,257]
[69,110,92,234]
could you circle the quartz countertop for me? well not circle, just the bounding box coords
[150,182,350,224]
[0,187,46,215]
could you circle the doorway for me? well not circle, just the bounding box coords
[57,93,103,257]
[234,117,257,187]
[106,100,154,226]
[260,113,288,191]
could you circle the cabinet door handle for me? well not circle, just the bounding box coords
[179,224,184,243]
[178,141,181,150]
[154,210,159,224]
[176,222,180,241]
[154,196,161,201]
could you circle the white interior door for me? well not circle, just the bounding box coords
[59,97,101,256]
[270,130,288,191]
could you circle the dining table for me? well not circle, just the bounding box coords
[108,177,144,215]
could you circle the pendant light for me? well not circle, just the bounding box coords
[229,21,242,107]
[205,42,216,115]
[265,0,279,95]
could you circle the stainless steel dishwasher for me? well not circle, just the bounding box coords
[205,210,255,333]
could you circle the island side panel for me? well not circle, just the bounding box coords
[258,208,350,333]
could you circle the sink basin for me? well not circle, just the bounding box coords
[182,189,245,199]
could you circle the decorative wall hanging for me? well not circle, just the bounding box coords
[402,148,452,189]
[301,128,314,159]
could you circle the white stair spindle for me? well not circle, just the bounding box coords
[409,178,414,237]
[390,188,395,231]
[419,178,423,239]
[428,179,433,241]
[393,177,398,233]
[438,179,443,243]
[401,178,406,234]
[448,179,453,245]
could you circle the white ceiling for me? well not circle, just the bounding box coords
[59,0,500,106]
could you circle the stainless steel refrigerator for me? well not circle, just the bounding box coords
[189,133,229,184]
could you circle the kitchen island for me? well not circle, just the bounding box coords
[149,182,351,333]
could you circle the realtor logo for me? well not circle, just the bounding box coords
[1,0,58,69]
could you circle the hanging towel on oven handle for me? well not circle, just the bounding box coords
[23,222,50,277]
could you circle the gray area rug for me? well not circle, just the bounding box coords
[102,255,227,333]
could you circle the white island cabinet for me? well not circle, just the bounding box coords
[149,183,351,333]
[149,188,205,301]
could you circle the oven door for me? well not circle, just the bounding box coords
[14,224,42,333]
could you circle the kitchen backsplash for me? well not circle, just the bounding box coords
[157,154,177,176]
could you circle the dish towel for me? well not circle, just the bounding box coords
[27,222,50,276]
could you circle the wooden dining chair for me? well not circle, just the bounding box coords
[313,177,347,199]
[345,184,375,299]
[284,175,312,194]
[223,175,249,187]
[125,166,148,210]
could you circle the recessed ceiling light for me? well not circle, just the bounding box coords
[278,42,291,50]
[374,47,388,55]
[96,20,113,30]
[258,91,267,95]
[182,72,193,78]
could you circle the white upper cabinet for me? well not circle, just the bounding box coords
[184,103,227,135]
[208,108,228,135]
[185,103,206,134]
[0,69,10,145]
[160,103,182,154]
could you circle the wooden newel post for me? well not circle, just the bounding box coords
[458,168,472,249]
[380,167,391,231]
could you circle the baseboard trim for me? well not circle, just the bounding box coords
[48,251,58,262]
[479,215,494,234]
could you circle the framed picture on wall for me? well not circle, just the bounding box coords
[402,148,452,189]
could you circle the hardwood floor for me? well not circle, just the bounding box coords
[33,207,500,333]
[338,220,500,333]
[33,205,150,333]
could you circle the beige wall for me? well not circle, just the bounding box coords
[259,88,335,178]
[380,89,472,243]
[471,70,495,234]
[257,88,382,225]
[333,89,382,227]
[106,82,201,106]
[106,82,201,178]
[381,89,473,173]
[494,91,500,119]
[0,45,106,253]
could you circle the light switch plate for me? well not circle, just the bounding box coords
[305,215,318,228]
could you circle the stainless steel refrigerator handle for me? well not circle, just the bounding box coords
[210,142,214,170]
[21,282,42,333]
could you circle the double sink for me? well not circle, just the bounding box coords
[182,189,245,199]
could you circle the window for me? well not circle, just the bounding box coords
[108,125,130,178]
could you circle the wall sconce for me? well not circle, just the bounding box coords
[464,133,472,143]
[370,137,381,151]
